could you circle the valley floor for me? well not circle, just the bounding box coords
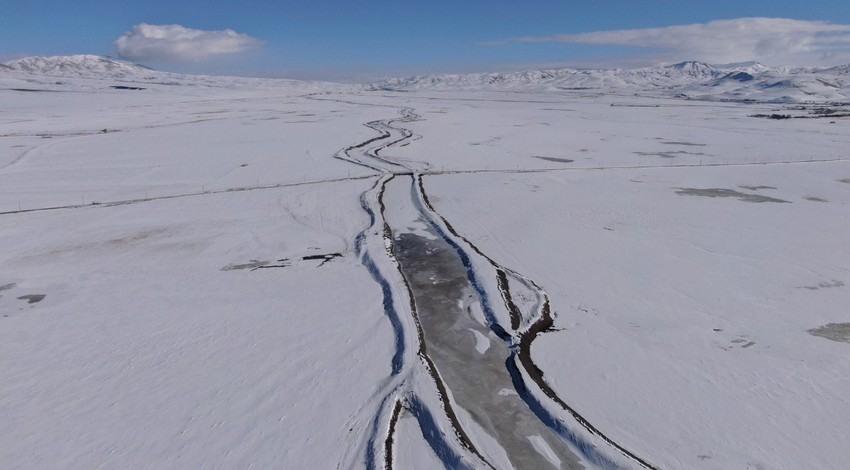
[1,77,849,469]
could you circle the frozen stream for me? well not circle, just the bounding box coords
[326,102,657,469]
[385,176,583,469]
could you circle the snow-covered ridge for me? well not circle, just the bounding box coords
[4,55,849,102]
[371,61,850,103]
[0,54,348,92]
[3,55,152,78]
[371,61,757,90]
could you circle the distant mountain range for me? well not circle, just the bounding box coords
[371,61,850,103]
[3,55,849,103]
[3,55,153,78]
[0,55,335,91]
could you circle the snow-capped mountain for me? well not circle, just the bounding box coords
[4,55,849,103]
[371,61,736,91]
[3,55,153,78]
[371,61,850,103]
[713,61,774,75]
[0,55,344,92]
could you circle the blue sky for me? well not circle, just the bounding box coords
[2,0,850,80]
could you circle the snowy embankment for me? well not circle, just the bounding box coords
[402,94,850,469]
[0,67,399,468]
[0,181,401,468]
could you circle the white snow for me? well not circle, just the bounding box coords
[469,328,491,354]
[2,55,849,469]
[0,182,398,469]
[416,103,850,469]
[4,55,153,77]
[372,60,850,103]
[393,413,448,469]
[527,434,563,468]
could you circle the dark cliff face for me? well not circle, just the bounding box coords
[724,71,756,82]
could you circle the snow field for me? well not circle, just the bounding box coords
[0,178,401,469]
[0,83,386,212]
[424,161,850,469]
[2,63,849,469]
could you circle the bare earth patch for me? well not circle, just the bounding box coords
[738,185,777,191]
[808,323,850,344]
[800,280,844,291]
[659,141,707,146]
[221,260,270,271]
[635,150,707,159]
[674,187,790,203]
[531,156,574,164]
[17,294,45,304]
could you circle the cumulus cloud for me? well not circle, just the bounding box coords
[115,24,264,62]
[515,18,850,65]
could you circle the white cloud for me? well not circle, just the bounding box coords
[515,18,850,66]
[115,24,264,62]
[475,40,507,47]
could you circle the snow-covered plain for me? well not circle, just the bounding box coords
[2,57,849,469]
